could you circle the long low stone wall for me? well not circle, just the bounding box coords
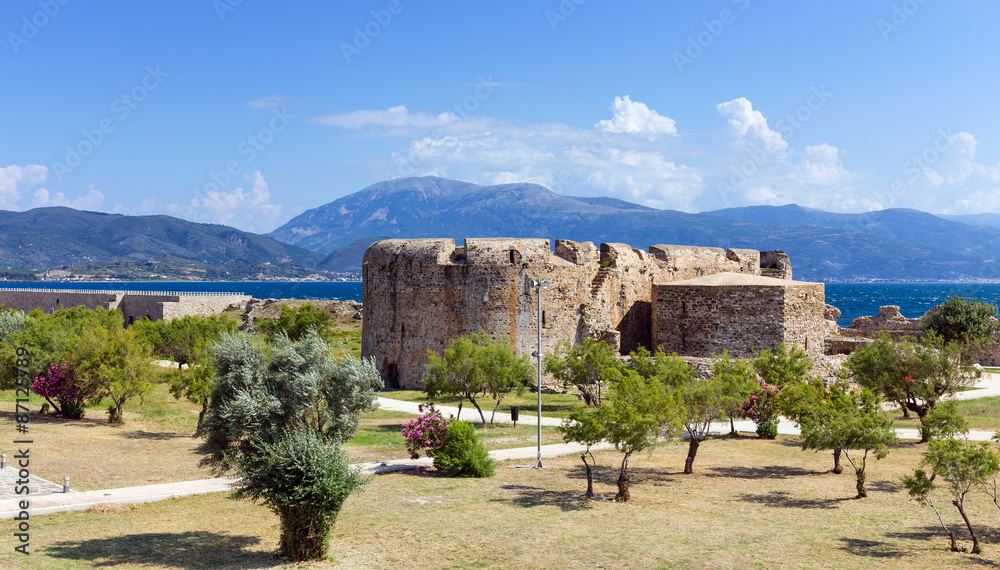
[0,288,249,325]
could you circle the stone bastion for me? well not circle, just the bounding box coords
[361,237,820,389]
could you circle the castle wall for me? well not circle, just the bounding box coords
[362,237,790,389]
[0,288,248,326]
[651,274,824,359]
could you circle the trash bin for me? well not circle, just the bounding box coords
[510,406,519,427]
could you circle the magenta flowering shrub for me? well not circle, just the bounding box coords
[32,361,103,419]
[742,384,781,438]
[401,403,453,459]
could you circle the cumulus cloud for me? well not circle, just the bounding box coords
[0,164,48,209]
[165,171,287,233]
[33,184,105,210]
[596,95,677,136]
[715,97,788,156]
[311,95,951,213]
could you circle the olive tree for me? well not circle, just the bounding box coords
[199,330,382,561]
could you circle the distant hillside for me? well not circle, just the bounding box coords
[268,177,1000,281]
[0,207,320,279]
[316,236,389,273]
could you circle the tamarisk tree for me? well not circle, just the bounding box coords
[903,438,1000,554]
[199,331,382,561]
[800,386,897,498]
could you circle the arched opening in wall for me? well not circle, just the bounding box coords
[55,298,59,306]
[804,338,809,351]
[384,363,399,390]
[542,310,546,328]
[509,250,515,264]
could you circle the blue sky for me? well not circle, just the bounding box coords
[2,0,999,233]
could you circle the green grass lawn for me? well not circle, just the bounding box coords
[383,388,586,419]
[342,408,564,463]
[885,395,1000,433]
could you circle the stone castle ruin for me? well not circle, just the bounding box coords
[0,288,250,326]
[361,237,826,389]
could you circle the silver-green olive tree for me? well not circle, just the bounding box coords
[198,331,382,561]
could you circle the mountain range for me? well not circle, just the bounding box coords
[4,177,1000,282]
[0,208,320,279]
[268,177,1000,282]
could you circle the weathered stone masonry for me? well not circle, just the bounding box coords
[362,237,819,389]
[652,273,825,360]
[0,288,250,325]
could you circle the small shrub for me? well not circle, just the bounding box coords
[433,421,495,477]
[401,403,452,459]
[756,420,779,439]
[742,383,780,439]
[31,361,104,419]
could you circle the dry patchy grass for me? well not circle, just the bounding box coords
[9,435,1000,568]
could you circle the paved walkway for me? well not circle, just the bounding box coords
[0,441,614,519]
[377,397,566,426]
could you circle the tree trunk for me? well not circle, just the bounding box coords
[469,395,486,425]
[855,468,867,498]
[729,417,737,437]
[278,506,332,561]
[898,400,910,419]
[616,450,632,502]
[916,407,930,443]
[684,437,700,474]
[197,397,208,433]
[832,448,843,474]
[582,453,594,498]
[490,399,502,425]
[955,498,982,554]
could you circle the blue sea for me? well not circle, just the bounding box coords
[3,280,998,328]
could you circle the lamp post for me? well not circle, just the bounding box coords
[530,278,548,468]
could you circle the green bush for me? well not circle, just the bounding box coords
[433,421,495,477]
[756,420,779,439]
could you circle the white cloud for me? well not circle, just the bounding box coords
[246,95,287,109]
[0,164,48,209]
[596,95,677,136]
[715,97,788,156]
[165,171,286,233]
[314,95,1000,214]
[33,184,105,210]
[310,105,478,137]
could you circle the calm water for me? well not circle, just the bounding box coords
[4,280,997,328]
[0,281,363,302]
[826,283,1000,327]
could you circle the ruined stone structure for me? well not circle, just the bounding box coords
[652,273,826,359]
[362,237,816,389]
[0,288,249,325]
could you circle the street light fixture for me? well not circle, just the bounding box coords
[530,278,548,468]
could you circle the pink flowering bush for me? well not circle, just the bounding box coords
[32,361,104,419]
[401,403,453,459]
[741,384,781,439]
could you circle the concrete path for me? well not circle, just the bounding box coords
[0,441,613,519]
[378,396,566,427]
